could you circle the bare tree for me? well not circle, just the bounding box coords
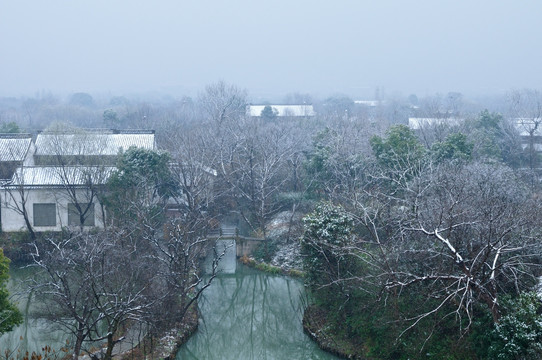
[29,230,159,360]
[153,123,228,318]
[217,119,294,237]
[161,123,220,218]
[35,126,112,230]
[149,216,229,328]
[198,81,247,127]
[2,165,36,239]
[356,161,542,329]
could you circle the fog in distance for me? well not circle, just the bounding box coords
[1,1,541,98]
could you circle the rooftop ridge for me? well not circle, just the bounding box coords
[248,103,313,106]
[15,165,116,169]
[0,133,32,138]
[37,129,155,134]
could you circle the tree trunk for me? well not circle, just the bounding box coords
[104,333,114,360]
[72,328,84,360]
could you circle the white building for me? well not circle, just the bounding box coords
[408,117,464,129]
[0,129,155,233]
[34,129,156,165]
[2,166,114,232]
[0,134,34,180]
[354,100,381,107]
[247,104,316,118]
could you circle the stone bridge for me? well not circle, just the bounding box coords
[207,225,267,257]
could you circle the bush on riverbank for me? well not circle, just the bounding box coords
[0,232,33,263]
[122,303,199,360]
[299,202,484,359]
[303,293,483,359]
[239,255,304,278]
[304,291,542,359]
[0,229,91,264]
[303,305,363,359]
[299,201,542,359]
[0,344,69,360]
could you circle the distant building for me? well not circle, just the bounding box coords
[247,104,316,118]
[408,117,464,129]
[513,118,542,152]
[354,100,381,107]
[514,118,542,136]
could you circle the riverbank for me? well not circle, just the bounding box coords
[121,304,198,360]
[303,305,364,360]
[239,254,304,278]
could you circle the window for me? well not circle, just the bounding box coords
[68,203,95,227]
[33,203,56,227]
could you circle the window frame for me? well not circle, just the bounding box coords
[33,203,57,227]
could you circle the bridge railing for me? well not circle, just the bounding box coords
[206,226,265,241]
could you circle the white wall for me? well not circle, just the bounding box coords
[1,188,105,232]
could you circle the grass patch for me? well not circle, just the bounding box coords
[239,255,305,278]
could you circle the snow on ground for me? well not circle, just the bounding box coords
[266,211,304,271]
[270,240,303,270]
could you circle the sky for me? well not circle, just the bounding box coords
[1,0,542,100]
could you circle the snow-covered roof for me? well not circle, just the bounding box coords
[513,118,542,137]
[35,130,155,157]
[408,118,464,129]
[7,166,115,187]
[354,100,381,107]
[521,143,542,152]
[247,105,316,117]
[0,134,32,162]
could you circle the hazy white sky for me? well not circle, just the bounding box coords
[1,0,541,99]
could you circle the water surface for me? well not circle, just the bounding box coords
[0,266,68,354]
[176,264,338,360]
[2,257,339,360]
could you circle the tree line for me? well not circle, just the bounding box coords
[301,123,542,358]
[1,83,542,359]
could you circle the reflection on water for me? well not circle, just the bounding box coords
[177,264,338,360]
[214,239,236,274]
[2,260,338,359]
[0,266,69,354]
[0,316,68,355]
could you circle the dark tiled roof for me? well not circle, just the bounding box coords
[0,135,31,162]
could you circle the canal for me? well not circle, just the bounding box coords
[176,263,338,360]
[0,266,68,355]
[1,256,338,359]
